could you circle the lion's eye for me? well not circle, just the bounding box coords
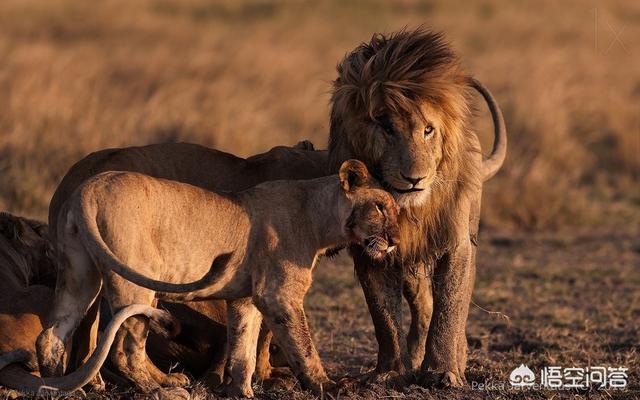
[424,125,434,136]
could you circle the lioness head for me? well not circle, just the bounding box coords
[339,160,400,260]
[329,28,471,209]
[0,212,55,288]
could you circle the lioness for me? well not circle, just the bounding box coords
[0,304,178,394]
[38,160,400,397]
[0,213,56,388]
[45,140,327,388]
[0,210,224,396]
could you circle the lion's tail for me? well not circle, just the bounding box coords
[76,196,232,294]
[0,304,172,393]
[470,78,508,182]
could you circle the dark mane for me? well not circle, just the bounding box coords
[332,28,463,120]
[328,28,481,262]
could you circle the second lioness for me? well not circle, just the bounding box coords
[46,140,328,388]
[39,160,400,397]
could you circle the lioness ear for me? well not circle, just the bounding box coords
[0,215,38,247]
[339,159,370,192]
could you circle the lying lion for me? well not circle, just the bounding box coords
[38,159,400,397]
[1,304,176,395]
[0,211,231,395]
[0,213,56,389]
[46,140,327,388]
[0,213,184,395]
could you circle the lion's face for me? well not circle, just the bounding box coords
[329,29,470,211]
[339,160,400,260]
[346,188,401,260]
[359,102,446,208]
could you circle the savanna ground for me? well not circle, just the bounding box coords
[0,0,638,399]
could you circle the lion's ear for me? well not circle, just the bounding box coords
[339,159,370,192]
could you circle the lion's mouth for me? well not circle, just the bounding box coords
[392,187,424,194]
[379,178,425,195]
[363,236,396,259]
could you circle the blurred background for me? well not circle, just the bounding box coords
[0,0,638,230]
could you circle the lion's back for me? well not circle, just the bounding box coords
[48,143,245,238]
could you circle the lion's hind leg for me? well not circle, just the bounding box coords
[104,276,188,393]
[36,241,102,379]
[145,308,190,388]
[70,296,105,391]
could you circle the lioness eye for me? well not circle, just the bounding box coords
[424,125,434,136]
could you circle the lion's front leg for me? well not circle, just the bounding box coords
[253,275,332,396]
[421,240,474,388]
[224,297,263,398]
[403,261,433,370]
[254,323,274,381]
[353,250,409,375]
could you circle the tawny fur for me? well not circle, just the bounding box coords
[0,213,56,388]
[1,303,175,393]
[0,213,162,393]
[38,160,400,397]
[327,28,506,385]
[45,140,326,389]
[0,212,231,392]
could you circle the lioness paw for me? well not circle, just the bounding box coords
[201,370,224,389]
[359,370,410,389]
[85,372,106,392]
[158,372,190,388]
[152,387,191,400]
[223,383,254,398]
[418,370,465,388]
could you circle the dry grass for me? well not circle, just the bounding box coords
[1,230,636,399]
[0,0,638,230]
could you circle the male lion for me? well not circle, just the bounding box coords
[38,160,400,397]
[327,29,507,386]
[43,140,326,389]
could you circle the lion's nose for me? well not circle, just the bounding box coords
[401,173,425,187]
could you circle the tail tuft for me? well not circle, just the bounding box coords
[148,309,181,338]
[0,348,33,370]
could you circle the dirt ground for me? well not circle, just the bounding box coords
[3,228,634,400]
[297,229,639,400]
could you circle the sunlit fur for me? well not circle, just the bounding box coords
[328,28,481,262]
